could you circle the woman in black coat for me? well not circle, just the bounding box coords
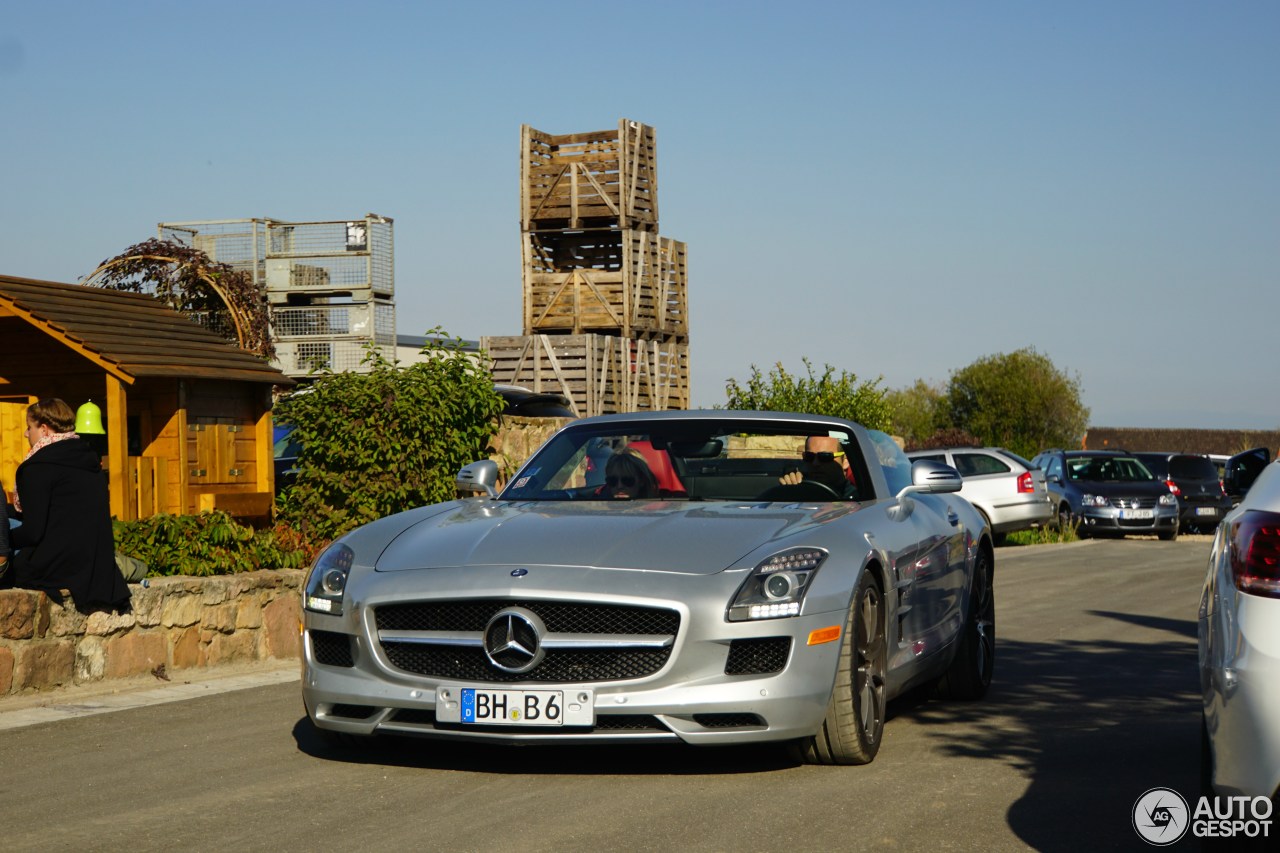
[8,398,130,613]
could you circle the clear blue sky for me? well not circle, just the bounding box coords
[3,1,1277,429]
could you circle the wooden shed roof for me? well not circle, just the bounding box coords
[0,274,292,386]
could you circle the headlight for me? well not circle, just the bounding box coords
[304,543,354,615]
[1158,493,1177,507]
[728,548,827,621]
[1081,494,1109,507]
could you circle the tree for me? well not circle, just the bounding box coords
[723,359,892,431]
[274,331,505,542]
[84,238,273,359]
[906,427,983,453]
[885,380,948,446]
[946,347,1089,459]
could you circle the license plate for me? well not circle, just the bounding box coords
[1120,509,1154,520]
[1195,507,1217,517]
[436,687,594,726]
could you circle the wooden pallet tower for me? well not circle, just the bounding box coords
[485,119,690,418]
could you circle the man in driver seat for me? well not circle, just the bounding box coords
[779,436,855,495]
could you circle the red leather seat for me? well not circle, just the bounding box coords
[628,440,686,496]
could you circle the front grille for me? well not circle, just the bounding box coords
[381,643,671,683]
[1112,497,1156,509]
[375,600,680,635]
[374,599,681,684]
[402,711,668,734]
[594,715,667,731]
[725,637,791,675]
[694,713,766,728]
[311,630,354,667]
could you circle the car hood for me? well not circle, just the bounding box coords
[1073,481,1170,498]
[374,499,864,575]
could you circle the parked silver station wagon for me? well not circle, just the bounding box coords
[905,446,1053,539]
[302,411,996,765]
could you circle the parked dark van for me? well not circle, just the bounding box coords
[1133,452,1231,533]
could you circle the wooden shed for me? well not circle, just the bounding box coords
[0,274,292,522]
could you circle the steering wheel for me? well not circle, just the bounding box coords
[757,479,843,501]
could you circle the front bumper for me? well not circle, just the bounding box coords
[1078,505,1178,535]
[303,597,847,747]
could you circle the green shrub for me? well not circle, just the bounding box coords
[113,513,315,577]
[274,331,505,542]
[1005,522,1079,547]
[724,359,892,430]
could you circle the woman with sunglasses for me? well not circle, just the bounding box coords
[601,450,659,500]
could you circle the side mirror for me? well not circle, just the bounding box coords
[1047,473,1061,484]
[456,460,499,498]
[896,459,963,500]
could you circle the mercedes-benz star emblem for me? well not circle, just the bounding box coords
[483,607,547,674]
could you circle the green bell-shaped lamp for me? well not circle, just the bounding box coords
[76,400,106,435]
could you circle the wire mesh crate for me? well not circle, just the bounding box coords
[159,219,269,285]
[271,301,395,343]
[274,340,396,376]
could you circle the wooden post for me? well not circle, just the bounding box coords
[105,375,131,520]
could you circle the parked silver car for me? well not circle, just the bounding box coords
[302,411,995,765]
[1199,459,1280,802]
[906,447,1053,539]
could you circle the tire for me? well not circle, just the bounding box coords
[789,571,887,765]
[936,544,994,700]
[1158,526,1179,542]
[1056,503,1077,534]
[1200,714,1214,798]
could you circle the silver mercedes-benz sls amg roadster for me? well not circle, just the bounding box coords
[302,411,995,764]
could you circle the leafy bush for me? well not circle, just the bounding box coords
[886,380,947,447]
[274,331,504,541]
[946,347,1089,460]
[1005,522,1079,547]
[114,513,315,577]
[724,359,892,431]
[906,427,983,452]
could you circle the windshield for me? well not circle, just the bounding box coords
[1066,455,1155,482]
[1168,455,1217,480]
[501,420,873,502]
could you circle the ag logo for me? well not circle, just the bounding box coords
[1133,787,1190,845]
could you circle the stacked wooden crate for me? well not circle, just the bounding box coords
[486,119,689,418]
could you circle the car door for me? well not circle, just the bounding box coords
[871,436,968,661]
[1225,447,1271,505]
[1041,455,1068,508]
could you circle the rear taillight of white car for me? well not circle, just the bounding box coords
[1017,472,1034,493]
[1164,478,1181,496]
[1229,510,1280,597]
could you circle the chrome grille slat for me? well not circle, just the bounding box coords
[373,600,680,683]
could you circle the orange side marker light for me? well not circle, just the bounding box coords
[807,625,842,645]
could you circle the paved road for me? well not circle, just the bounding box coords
[0,538,1211,852]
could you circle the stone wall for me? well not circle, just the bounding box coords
[0,417,573,696]
[490,415,573,481]
[0,570,303,696]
